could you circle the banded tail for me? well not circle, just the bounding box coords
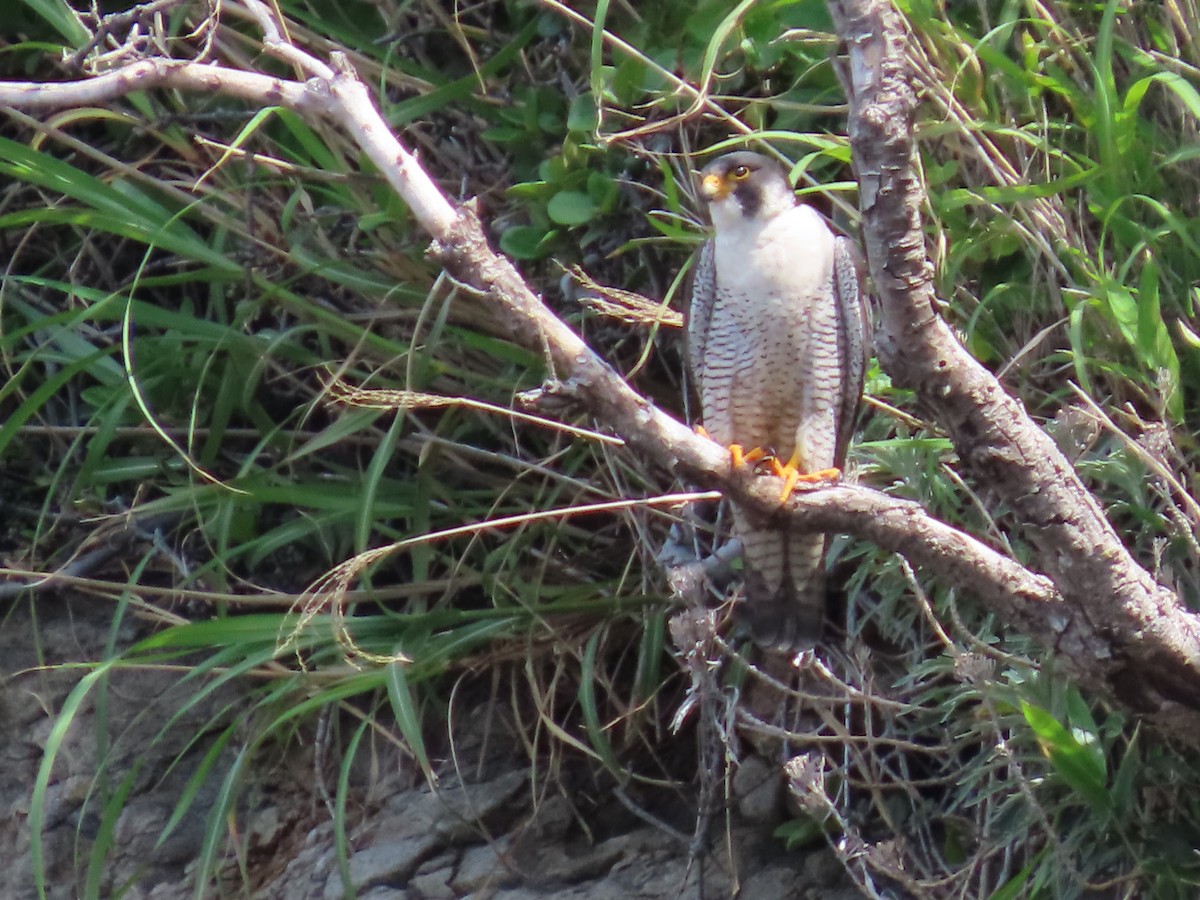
[734,510,826,651]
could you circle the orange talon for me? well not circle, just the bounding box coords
[805,467,842,482]
[729,444,769,469]
[777,465,798,502]
[771,460,842,503]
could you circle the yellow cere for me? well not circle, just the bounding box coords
[701,172,730,200]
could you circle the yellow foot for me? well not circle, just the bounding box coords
[770,460,841,503]
[729,443,769,469]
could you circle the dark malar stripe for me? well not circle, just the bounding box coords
[734,180,764,220]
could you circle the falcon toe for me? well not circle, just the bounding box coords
[771,460,841,503]
[729,444,769,469]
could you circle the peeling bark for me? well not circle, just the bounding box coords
[830,0,1200,718]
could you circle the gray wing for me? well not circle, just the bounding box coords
[684,239,717,402]
[833,236,871,467]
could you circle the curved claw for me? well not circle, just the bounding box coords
[695,428,771,472]
[729,444,769,469]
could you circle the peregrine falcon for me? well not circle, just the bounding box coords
[686,150,869,651]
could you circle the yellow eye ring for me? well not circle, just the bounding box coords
[730,165,751,180]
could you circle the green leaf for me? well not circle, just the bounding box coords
[1064,687,1106,779]
[1134,259,1166,365]
[19,0,88,43]
[568,92,600,133]
[1101,280,1138,345]
[774,816,824,850]
[587,171,619,212]
[580,632,622,778]
[1021,700,1111,814]
[481,125,528,144]
[1111,726,1141,816]
[990,858,1036,900]
[386,662,433,781]
[547,190,599,226]
[500,225,557,259]
[1178,318,1200,349]
[506,180,553,200]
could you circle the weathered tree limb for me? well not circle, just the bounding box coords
[4,0,1199,728]
[829,0,1200,717]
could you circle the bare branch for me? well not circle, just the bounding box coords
[0,57,310,112]
[771,485,1074,628]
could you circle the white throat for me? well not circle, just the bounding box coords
[710,202,834,295]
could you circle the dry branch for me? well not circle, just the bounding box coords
[831,0,1200,721]
[4,0,1200,728]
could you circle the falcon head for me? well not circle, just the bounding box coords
[697,151,797,230]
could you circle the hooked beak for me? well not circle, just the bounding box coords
[700,173,730,201]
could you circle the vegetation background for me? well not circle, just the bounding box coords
[4,0,1200,896]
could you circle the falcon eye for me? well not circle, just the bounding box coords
[729,165,752,180]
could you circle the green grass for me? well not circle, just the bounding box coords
[4,0,1200,896]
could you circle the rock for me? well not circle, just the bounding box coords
[434,771,527,843]
[511,828,634,885]
[358,888,408,900]
[409,859,455,899]
[323,833,439,899]
[608,847,706,897]
[733,754,784,824]
[248,804,285,848]
[372,770,526,849]
[740,864,804,900]
[525,793,573,837]
[453,837,517,893]
[801,846,844,887]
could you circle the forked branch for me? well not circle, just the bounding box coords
[831,0,1200,721]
